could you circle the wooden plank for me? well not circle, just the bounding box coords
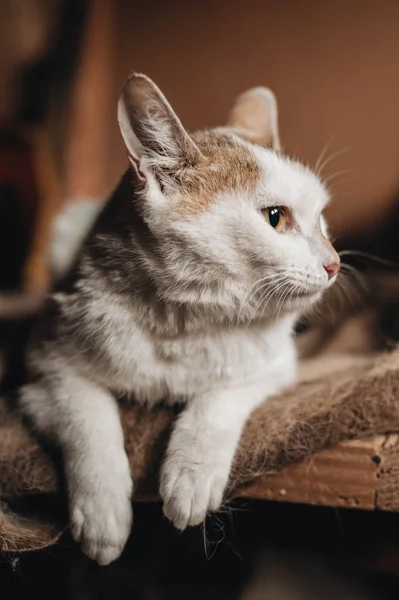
[235,436,392,510]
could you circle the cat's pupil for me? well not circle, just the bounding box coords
[269,207,281,228]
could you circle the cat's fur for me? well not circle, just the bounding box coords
[20,73,340,565]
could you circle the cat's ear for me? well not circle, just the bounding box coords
[118,73,203,183]
[227,87,281,152]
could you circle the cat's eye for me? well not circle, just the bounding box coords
[262,206,287,232]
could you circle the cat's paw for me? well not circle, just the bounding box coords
[160,453,229,530]
[70,472,133,565]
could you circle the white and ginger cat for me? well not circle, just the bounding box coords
[20,73,340,565]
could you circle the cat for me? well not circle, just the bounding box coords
[19,73,340,565]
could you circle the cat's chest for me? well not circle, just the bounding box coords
[98,316,295,402]
[156,328,274,373]
[75,292,296,402]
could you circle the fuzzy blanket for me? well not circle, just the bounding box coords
[2,345,399,553]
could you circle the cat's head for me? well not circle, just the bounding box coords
[117,73,339,321]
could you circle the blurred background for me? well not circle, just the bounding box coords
[2,0,399,597]
[1,0,399,293]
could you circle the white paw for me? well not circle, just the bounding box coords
[160,454,230,530]
[69,470,133,565]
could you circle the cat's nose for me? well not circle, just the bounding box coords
[324,261,340,280]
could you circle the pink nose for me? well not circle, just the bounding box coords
[324,262,340,280]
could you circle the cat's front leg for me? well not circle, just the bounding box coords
[20,371,133,565]
[160,381,267,530]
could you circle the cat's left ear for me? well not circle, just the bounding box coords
[117,73,204,183]
[227,87,281,152]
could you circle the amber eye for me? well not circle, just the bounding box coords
[262,206,287,232]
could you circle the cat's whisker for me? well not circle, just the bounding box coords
[245,286,275,325]
[259,283,287,321]
[316,146,355,178]
[340,263,368,293]
[325,177,359,192]
[333,271,364,311]
[273,281,292,320]
[326,189,356,198]
[243,274,287,311]
[314,135,336,177]
[326,290,337,322]
[323,169,356,187]
[262,278,289,316]
[247,277,288,325]
[336,269,360,298]
[275,286,293,321]
[339,249,399,270]
[313,291,334,323]
[277,282,295,317]
[248,274,285,300]
[237,273,287,322]
[326,183,358,198]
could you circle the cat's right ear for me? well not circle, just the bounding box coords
[117,73,203,184]
[227,87,281,152]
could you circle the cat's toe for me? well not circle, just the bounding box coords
[160,459,228,530]
[82,538,127,567]
[70,489,133,565]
